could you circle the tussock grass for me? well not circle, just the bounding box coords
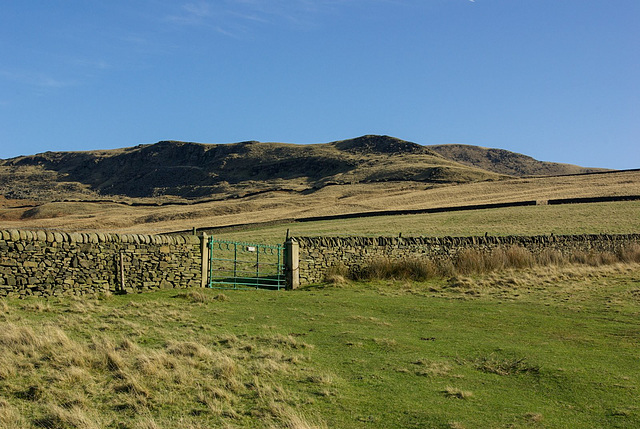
[413,359,453,377]
[443,387,474,400]
[372,337,398,349]
[269,405,329,429]
[353,257,439,281]
[0,293,328,428]
[473,353,540,376]
[324,263,349,285]
[34,404,102,429]
[618,243,640,263]
[351,244,640,282]
[0,399,27,429]
[175,290,229,303]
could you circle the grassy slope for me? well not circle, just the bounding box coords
[0,170,638,234]
[428,144,608,176]
[212,201,640,245]
[0,136,502,201]
[1,264,639,428]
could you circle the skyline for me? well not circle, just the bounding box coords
[1,0,638,169]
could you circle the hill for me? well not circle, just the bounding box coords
[428,144,608,176]
[2,135,636,234]
[0,135,506,202]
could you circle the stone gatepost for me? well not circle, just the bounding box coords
[200,233,209,288]
[285,238,299,290]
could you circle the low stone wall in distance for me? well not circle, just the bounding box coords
[293,234,640,285]
[0,229,203,298]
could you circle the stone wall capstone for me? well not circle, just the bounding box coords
[291,234,640,285]
[0,229,203,298]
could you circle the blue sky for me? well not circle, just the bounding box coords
[1,0,638,169]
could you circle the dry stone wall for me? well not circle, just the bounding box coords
[292,234,640,285]
[0,229,203,298]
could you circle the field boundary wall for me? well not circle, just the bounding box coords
[291,234,640,285]
[0,229,205,298]
[2,229,639,295]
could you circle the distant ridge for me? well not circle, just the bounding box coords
[428,144,609,177]
[0,135,501,201]
[0,135,606,203]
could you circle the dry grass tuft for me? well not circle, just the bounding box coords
[474,354,540,376]
[505,246,535,269]
[324,273,348,285]
[354,257,438,281]
[443,387,474,400]
[214,333,240,347]
[113,372,151,398]
[373,337,398,349]
[20,301,51,312]
[352,244,640,283]
[455,249,486,275]
[166,341,212,359]
[0,399,27,429]
[213,293,229,302]
[618,243,640,263]
[538,249,566,266]
[446,276,476,290]
[136,417,162,429]
[0,300,329,428]
[91,336,127,373]
[211,353,241,387]
[176,290,228,303]
[413,359,452,377]
[324,263,350,285]
[258,333,313,350]
[524,412,544,423]
[269,405,328,429]
[34,404,101,429]
[305,373,334,386]
[0,323,40,349]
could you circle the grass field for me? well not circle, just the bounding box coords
[1,263,639,428]
[211,201,640,245]
[1,169,639,428]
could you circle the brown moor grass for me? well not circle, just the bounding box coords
[349,244,640,282]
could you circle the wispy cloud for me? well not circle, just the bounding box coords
[183,1,212,18]
[0,69,76,89]
[164,0,388,33]
[165,1,214,25]
[71,58,110,70]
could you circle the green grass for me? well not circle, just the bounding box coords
[210,201,640,244]
[2,263,639,428]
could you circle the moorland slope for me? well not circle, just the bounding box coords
[428,144,607,176]
[0,135,636,234]
[0,135,503,202]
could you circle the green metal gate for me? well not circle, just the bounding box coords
[208,238,285,290]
